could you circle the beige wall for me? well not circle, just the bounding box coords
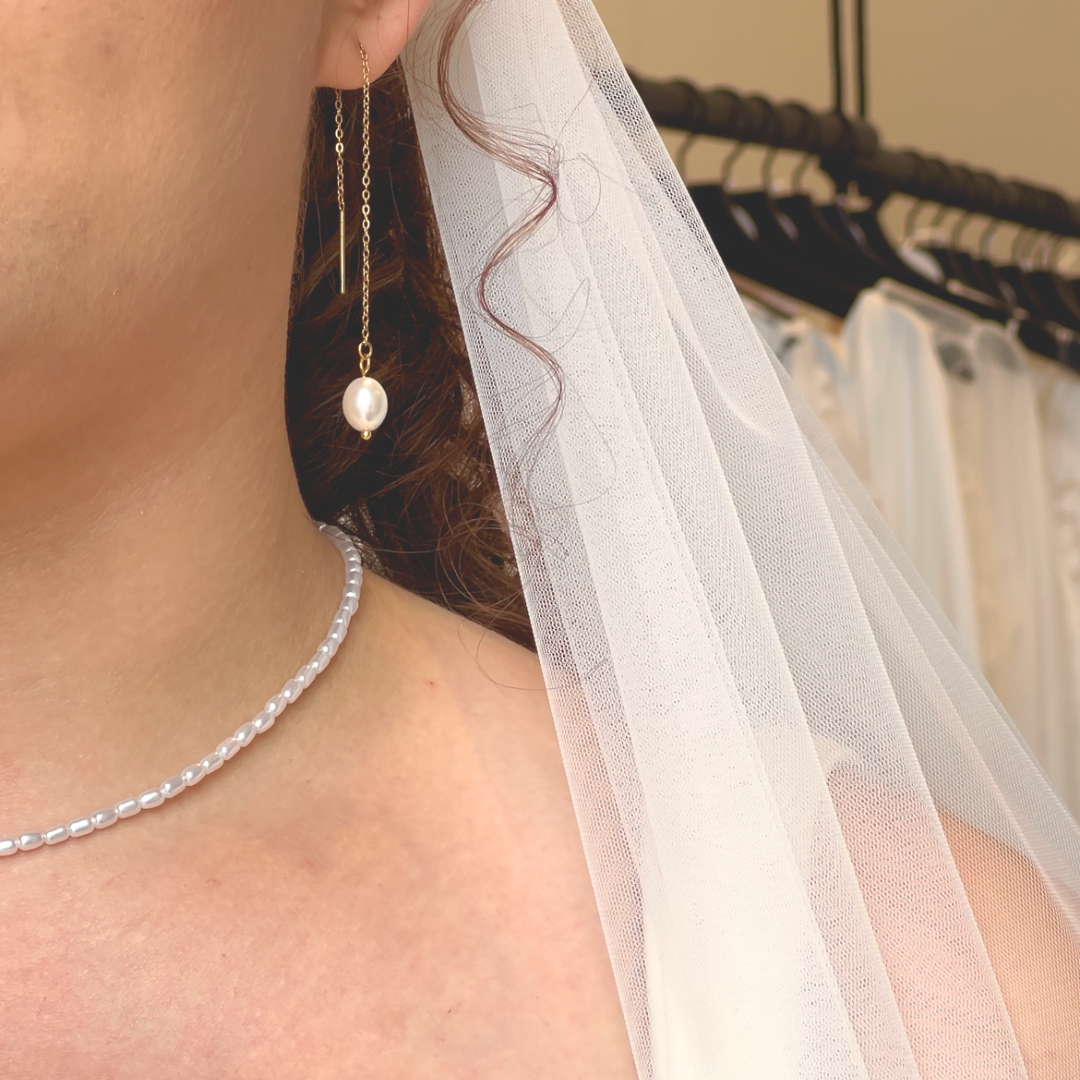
[594,0,1080,209]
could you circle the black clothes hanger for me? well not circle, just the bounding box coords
[1015,235,1080,331]
[993,230,1080,332]
[641,71,1080,358]
[688,140,859,317]
[731,142,881,294]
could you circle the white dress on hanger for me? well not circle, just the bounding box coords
[862,284,1076,816]
[745,301,873,498]
[1029,355,1080,815]
[842,285,982,658]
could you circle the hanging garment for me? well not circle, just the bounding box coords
[873,284,1077,818]
[1028,355,1080,814]
[842,285,982,657]
[402,3,1080,1075]
[746,298,875,500]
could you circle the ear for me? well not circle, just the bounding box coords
[314,0,433,88]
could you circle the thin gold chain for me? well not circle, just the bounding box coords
[335,50,372,378]
[357,45,372,378]
[334,90,346,295]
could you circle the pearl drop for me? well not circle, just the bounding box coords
[235,722,257,747]
[341,376,388,434]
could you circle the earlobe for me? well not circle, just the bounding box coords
[313,0,434,89]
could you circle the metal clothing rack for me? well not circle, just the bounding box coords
[629,71,1080,239]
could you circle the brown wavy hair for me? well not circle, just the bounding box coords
[286,3,557,651]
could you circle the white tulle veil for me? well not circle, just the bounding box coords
[400,1,1080,1076]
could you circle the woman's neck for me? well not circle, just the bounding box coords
[0,299,344,829]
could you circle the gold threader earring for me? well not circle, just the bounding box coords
[338,45,388,441]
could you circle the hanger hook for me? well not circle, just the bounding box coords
[791,152,815,195]
[721,141,747,191]
[951,211,973,250]
[1011,225,1035,264]
[1048,235,1067,273]
[675,132,699,180]
[903,198,927,246]
[761,147,781,194]
[978,217,1001,260]
[1038,232,1060,271]
[1029,231,1049,270]
[1022,229,1043,267]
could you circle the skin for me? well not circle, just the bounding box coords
[0,0,1077,1075]
[0,0,636,1075]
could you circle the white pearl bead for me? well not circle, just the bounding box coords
[235,722,257,747]
[161,775,186,799]
[201,750,225,774]
[68,817,95,838]
[17,833,44,851]
[44,825,69,845]
[252,709,275,733]
[182,763,206,786]
[0,839,18,857]
[341,376,388,433]
[138,789,165,810]
[116,799,141,819]
[93,808,119,829]
[218,737,241,761]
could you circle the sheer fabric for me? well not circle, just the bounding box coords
[842,287,982,657]
[753,284,1079,818]
[1031,356,1080,815]
[942,313,1076,818]
[401,3,1080,1076]
[745,301,873,499]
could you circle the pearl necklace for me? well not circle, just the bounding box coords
[0,522,362,858]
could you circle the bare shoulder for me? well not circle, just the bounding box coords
[940,813,1080,1078]
[833,764,1080,1078]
